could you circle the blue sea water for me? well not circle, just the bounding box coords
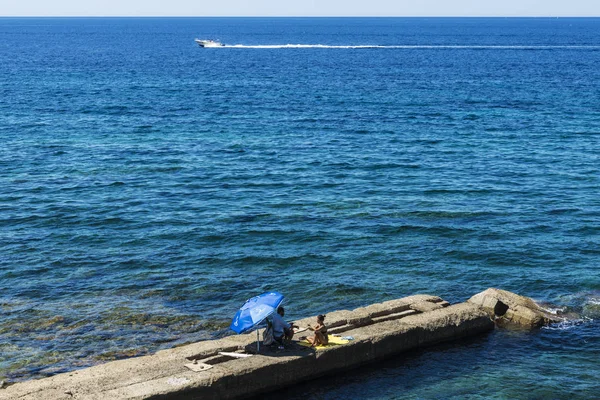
[0,17,599,397]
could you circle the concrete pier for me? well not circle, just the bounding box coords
[0,289,555,400]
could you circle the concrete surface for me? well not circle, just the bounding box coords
[1,288,552,400]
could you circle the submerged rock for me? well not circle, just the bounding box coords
[468,288,561,328]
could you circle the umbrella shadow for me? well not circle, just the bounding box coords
[243,341,316,358]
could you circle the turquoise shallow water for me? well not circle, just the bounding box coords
[0,17,599,397]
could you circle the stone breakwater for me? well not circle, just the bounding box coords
[0,288,559,400]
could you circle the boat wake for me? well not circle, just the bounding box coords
[217,44,600,50]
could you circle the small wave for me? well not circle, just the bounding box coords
[582,298,600,319]
[542,306,568,315]
[219,44,600,50]
[540,293,600,321]
[542,317,594,331]
[547,208,581,215]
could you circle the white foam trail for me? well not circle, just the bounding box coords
[218,44,600,50]
[224,44,384,49]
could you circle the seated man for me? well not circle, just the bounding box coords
[271,306,295,347]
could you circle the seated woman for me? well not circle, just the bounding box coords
[305,314,328,347]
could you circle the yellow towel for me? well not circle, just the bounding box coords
[297,335,350,350]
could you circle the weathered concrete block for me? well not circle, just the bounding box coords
[379,299,412,314]
[401,303,493,332]
[468,288,560,328]
[347,311,373,328]
[354,303,390,318]
[0,293,501,400]
[320,310,352,328]
[354,300,412,319]
[410,300,444,313]
[372,309,418,324]
[399,294,444,305]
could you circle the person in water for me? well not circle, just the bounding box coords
[306,314,328,347]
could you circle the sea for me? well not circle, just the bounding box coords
[0,17,599,398]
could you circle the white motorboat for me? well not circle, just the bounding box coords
[195,39,224,48]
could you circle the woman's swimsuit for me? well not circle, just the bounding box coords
[317,325,328,341]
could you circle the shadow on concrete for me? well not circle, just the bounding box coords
[244,341,316,358]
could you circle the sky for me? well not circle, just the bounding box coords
[1,0,599,17]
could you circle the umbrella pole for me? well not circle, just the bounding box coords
[256,330,260,353]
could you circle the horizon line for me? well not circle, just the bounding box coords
[1,15,600,18]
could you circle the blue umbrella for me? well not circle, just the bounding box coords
[230,291,285,352]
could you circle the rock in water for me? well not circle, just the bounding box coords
[468,288,560,328]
